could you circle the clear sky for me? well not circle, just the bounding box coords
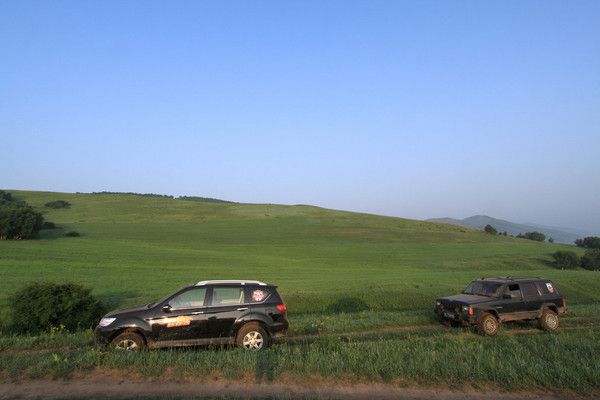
[1,1,599,232]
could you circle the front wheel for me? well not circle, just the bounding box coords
[538,309,559,331]
[476,312,499,336]
[111,331,146,351]
[236,322,269,351]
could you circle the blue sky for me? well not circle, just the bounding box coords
[1,1,599,232]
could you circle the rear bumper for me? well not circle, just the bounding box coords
[269,321,288,340]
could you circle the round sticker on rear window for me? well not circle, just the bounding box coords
[252,289,266,302]
[546,283,554,293]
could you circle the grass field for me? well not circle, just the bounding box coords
[1,190,599,393]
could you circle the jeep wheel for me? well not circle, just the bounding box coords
[476,312,499,336]
[111,331,146,351]
[538,308,559,331]
[236,322,268,351]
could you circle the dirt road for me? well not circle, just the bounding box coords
[0,377,593,400]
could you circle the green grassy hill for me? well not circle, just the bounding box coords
[0,190,594,315]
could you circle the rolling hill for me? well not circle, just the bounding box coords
[426,214,590,244]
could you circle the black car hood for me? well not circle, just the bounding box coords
[105,304,151,318]
[438,294,494,305]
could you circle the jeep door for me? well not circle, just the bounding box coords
[152,287,209,342]
[205,286,247,338]
[521,282,544,316]
[500,283,525,317]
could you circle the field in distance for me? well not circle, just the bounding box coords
[0,190,599,395]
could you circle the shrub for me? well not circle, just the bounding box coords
[484,224,497,235]
[575,236,600,249]
[551,251,579,270]
[0,201,44,240]
[64,231,80,237]
[8,282,105,334]
[44,200,71,209]
[517,231,546,242]
[0,190,13,202]
[581,249,600,271]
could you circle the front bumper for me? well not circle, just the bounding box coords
[434,305,476,325]
[94,325,118,348]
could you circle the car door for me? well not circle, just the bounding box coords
[205,286,247,338]
[152,287,209,342]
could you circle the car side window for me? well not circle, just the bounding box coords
[505,284,521,298]
[211,287,244,306]
[169,288,207,309]
[536,281,555,295]
[521,282,540,298]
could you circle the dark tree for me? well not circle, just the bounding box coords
[517,231,546,242]
[0,190,13,202]
[581,249,600,271]
[0,201,44,240]
[551,251,579,270]
[548,237,554,243]
[484,224,498,235]
[575,236,600,249]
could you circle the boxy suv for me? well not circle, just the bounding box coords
[435,277,567,336]
[95,280,288,351]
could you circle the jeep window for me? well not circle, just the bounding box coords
[521,282,540,298]
[505,284,521,298]
[462,281,503,297]
[536,281,556,295]
[169,287,207,309]
[212,287,244,306]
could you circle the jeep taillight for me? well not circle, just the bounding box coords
[469,306,474,316]
[276,304,287,313]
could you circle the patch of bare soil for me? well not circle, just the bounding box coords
[0,374,593,400]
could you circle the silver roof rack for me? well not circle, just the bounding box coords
[196,280,267,286]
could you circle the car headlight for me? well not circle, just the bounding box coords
[436,301,441,306]
[462,306,469,312]
[98,317,116,327]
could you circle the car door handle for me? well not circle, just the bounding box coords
[237,307,248,311]
[191,311,204,315]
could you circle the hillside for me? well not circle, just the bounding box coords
[1,189,594,315]
[426,214,589,244]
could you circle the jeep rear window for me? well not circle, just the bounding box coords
[536,281,556,296]
[521,282,540,298]
[245,287,271,303]
[463,281,503,297]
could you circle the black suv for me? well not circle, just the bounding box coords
[95,280,288,351]
[435,277,567,336]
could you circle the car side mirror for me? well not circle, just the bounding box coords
[162,304,172,313]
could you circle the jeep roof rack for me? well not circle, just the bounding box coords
[196,280,267,286]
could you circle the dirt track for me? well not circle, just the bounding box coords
[0,377,594,400]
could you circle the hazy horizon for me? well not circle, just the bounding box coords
[2,1,599,233]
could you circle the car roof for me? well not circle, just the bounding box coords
[195,280,269,286]
[477,276,547,283]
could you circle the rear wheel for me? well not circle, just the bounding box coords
[538,308,559,331]
[236,322,268,351]
[111,331,146,351]
[476,312,499,336]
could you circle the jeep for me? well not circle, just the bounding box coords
[95,280,288,351]
[434,277,567,336]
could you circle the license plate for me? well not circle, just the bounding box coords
[443,311,455,319]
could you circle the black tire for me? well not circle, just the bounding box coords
[111,331,146,351]
[538,308,559,331]
[236,322,269,351]
[476,312,499,336]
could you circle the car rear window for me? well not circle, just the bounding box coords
[245,287,271,303]
[521,282,540,298]
[536,281,557,295]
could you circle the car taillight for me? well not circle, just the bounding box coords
[276,304,287,313]
[469,306,474,316]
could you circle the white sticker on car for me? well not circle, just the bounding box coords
[546,283,554,293]
[252,289,266,302]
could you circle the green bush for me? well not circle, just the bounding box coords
[64,231,81,237]
[551,251,579,270]
[517,231,546,242]
[8,282,105,334]
[44,200,71,209]
[581,249,600,271]
[0,201,44,240]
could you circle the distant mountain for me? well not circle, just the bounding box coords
[426,215,590,244]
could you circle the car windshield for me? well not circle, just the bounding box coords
[462,281,503,297]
